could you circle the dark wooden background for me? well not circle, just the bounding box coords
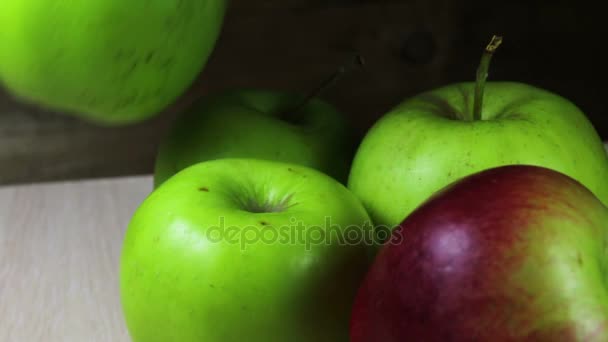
[1,0,604,185]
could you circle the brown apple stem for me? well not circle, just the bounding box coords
[280,53,365,124]
[472,35,503,121]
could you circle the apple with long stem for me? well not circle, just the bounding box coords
[154,54,365,187]
[351,164,608,341]
[348,35,608,230]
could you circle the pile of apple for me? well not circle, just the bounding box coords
[115,34,608,341]
[2,2,608,340]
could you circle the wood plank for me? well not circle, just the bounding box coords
[0,93,173,184]
[1,0,606,185]
[0,175,152,342]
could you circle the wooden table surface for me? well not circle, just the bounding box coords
[0,176,153,342]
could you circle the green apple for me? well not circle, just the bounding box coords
[153,89,357,187]
[0,0,226,124]
[120,158,376,342]
[348,37,608,229]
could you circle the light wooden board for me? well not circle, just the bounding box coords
[0,176,153,342]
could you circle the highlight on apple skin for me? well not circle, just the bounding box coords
[351,164,608,341]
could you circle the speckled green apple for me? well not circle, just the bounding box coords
[120,159,375,342]
[348,81,608,229]
[0,0,225,124]
[154,89,357,187]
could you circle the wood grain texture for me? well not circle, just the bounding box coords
[0,176,152,342]
[0,0,605,185]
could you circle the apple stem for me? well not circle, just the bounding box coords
[280,53,365,124]
[472,35,503,121]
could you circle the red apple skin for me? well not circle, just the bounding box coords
[351,165,608,341]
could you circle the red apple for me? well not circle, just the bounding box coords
[351,165,608,341]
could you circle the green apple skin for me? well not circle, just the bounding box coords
[153,89,357,187]
[0,0,226,124]
[120,159,375,342]
[348,81,608,229]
